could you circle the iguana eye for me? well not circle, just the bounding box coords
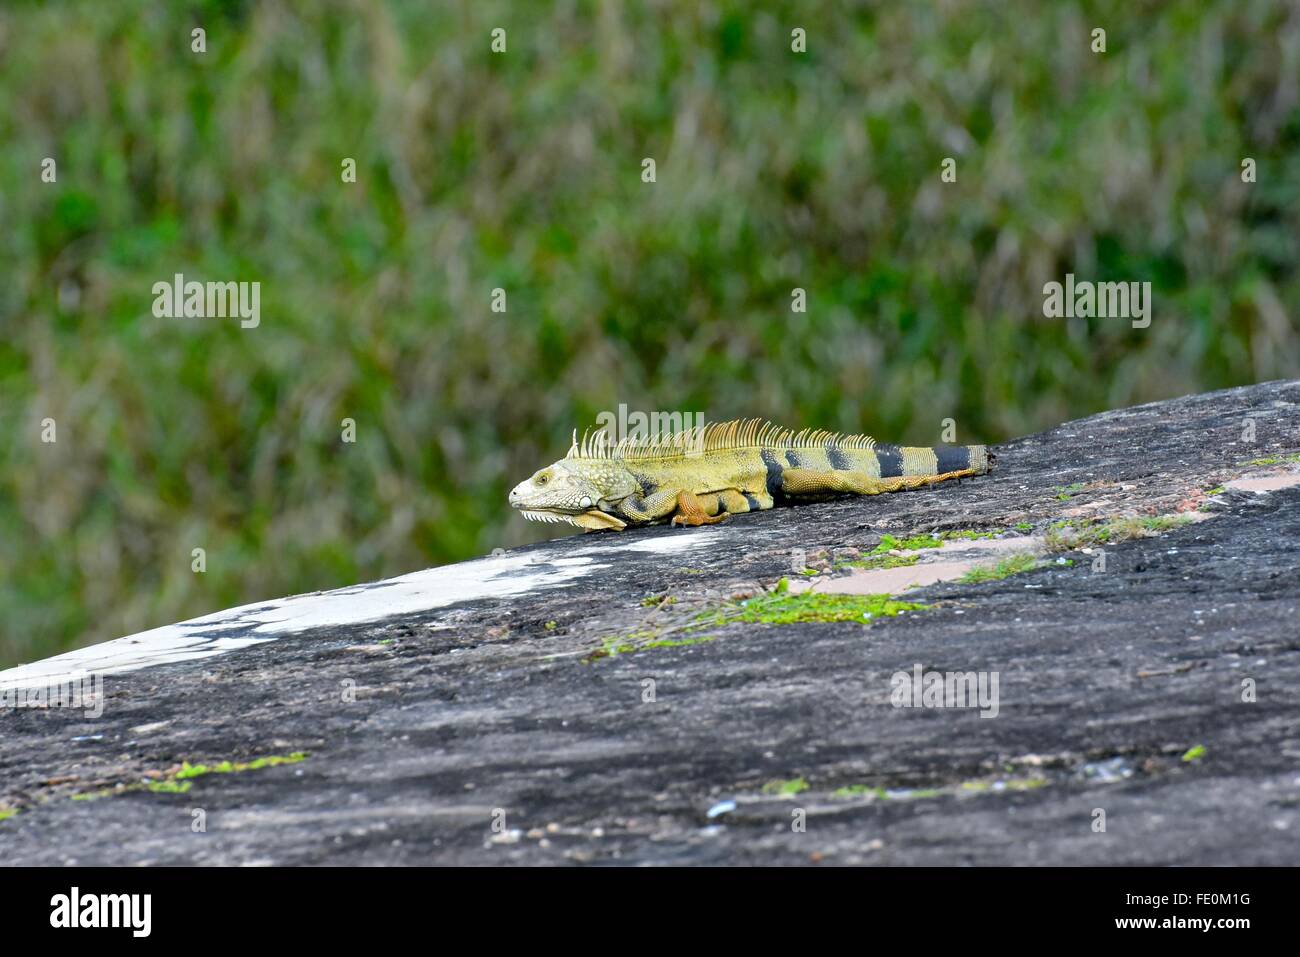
[535,472,549,486]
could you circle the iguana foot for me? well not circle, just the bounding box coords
[670,490,729,527]
[572,510,627,531]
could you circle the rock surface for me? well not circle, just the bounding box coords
[2,380,1299,865]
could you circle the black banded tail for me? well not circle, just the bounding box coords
[887,445,993,478]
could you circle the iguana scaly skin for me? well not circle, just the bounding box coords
[509,419,993,531]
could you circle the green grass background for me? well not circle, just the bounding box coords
[2,0,1297,666]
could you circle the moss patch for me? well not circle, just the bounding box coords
[1045,514,1193,553]
[939,528,1001,541]
[69,751,309,802]
[762,777,809,796]
[875,533,943,552]
[0,808,17,822]
[1181,745,1207,763]
[957,552,1040,584]
[830,776,1049,801]
[595,630,718,658]
[1054,482,1087,500]
[693,588,927,628]
[1242,453,1300,466]
[175,752,308,780]
[832,784,887,799]
[836,553,921,572]
[587,579,928,661]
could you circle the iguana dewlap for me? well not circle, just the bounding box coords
[508,419,993,531]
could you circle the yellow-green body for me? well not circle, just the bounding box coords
[509,420,993,530]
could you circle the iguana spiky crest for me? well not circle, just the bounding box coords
[566,418,879,463]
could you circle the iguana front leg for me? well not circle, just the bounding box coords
[617,488,745,526]
[616,487,684,524]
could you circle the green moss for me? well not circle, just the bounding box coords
[1140,515,1194,532]
[1013,522,1034,532]
[832,784,887,799]
[762,777,809,796]
[844,786,944,801]
[68,752,310,802]
[834,777,1049,801]
[636,634,717,653]
[544,619,558,629]
[825,531,958,573]
[875,533,943,552]
[590,581,927,661]
[957,552,1039,583]
[587,627,722,660]
[1045,514,1193,553]
[835,553,920,571]
[694,590,927,627]
[593,629,658,658]
[1054,482,1087,500]
[939,529,1000,541]
[1243,454,1300,466]
[1203,486,1225,496]
[175,752,308,780]
[1181,745,1207,763]
[0,808,16,822]
[640,636,706,650]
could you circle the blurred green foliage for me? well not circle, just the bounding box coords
[2,1,1298,666]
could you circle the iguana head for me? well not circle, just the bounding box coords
[509,458,638,530]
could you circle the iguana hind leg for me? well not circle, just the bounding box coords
[670,490,730,526]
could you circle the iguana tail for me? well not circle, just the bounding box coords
[770,441,993,498]
[882,444,993,478]
[792,442,993,480]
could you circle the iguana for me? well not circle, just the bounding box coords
[508,419,993,530]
